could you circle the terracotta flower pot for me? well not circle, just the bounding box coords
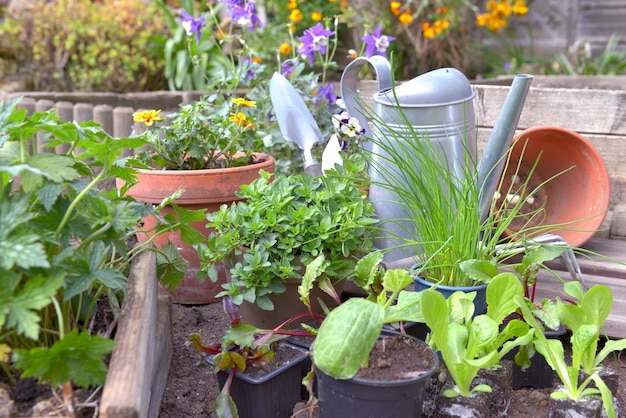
[497,126,610,247]
[116,152,275,304]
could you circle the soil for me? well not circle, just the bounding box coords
[159,302,626,418]
[4,301,626,417]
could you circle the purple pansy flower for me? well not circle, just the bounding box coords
[181,10,206,45]
[362,24,395,58]
[220,0,263,32]
[297,23,335,66]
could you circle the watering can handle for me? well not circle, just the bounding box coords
[340,56,392,137]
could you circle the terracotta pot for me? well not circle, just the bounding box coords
[497,126,610,247]
[237,277,345,329]
[116,152,275,304]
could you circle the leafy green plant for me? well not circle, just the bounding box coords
[421,272,534,397]
[556,281,626,376]
[312,251,429,379]
[197,154,377,310]
[0,97,201,404]
[554,35,626,76]
[365,109,553,287]
[515,283,626,418]
[2,0,168,92]
[131,95,262,170]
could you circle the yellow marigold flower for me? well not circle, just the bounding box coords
[513,0,528,16]
[229,112,255,130]
[329,0,338,2]
[133,109,162,126]
[290,9,303,23]
[312,11,323,21]
[399,11,413,26]
[252,56,262,64]
[232,98,256,108]
[476,13,489,27]
[422,22,435,38]
[390,1,402,15]
[279,42,292,55]
[288,0,297,10]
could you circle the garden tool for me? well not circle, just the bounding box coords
[270,72,323,177]
[340,55,533,261]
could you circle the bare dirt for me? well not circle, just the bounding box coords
[158,302,626,418]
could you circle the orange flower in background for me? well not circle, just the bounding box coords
[341,1,348,8]
[312,11,323,21]
[133,109,162,126]
[513,0,529,16]
[399,11,413,26]
[279,42,292,55]
[288,0,297,10]
[422,22,435,39]
[390,1,402,16]
[290,9,303,23]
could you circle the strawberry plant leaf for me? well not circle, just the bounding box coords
[0,273,64,339]
[13,329,115,388]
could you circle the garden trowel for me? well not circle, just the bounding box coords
[270,72,323,177]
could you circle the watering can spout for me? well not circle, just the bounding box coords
[477,74,533,220]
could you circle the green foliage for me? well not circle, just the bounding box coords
[151,0,228,91]
[312,252,431,379]
[515,287,626,418]
[2,0,168,92]
[197,154,377,310]
[422,273,534,397]
[554,36,626,76]
[366,105,553,287]
[0,97,197,389]
[133,96,262,170]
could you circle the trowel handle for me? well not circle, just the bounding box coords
[304,163,323,178]
[340,56,392,137]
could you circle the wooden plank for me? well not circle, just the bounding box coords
[148,296,173,418]
[473,84,626,136]
[534,268,626,339]
[100,250,159,418]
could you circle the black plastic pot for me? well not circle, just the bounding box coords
[511,325,566,389]
[210,342,308,418]
[315,334,438,418]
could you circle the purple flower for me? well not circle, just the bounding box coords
[181,10,206,45]
[240,55,257,81]
[315,82,338,108]
[281,59,298,77]
[220,0,263,32]
[362,24,395,58]
[297,23,335,66]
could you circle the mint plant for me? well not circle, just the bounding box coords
[0,97,202,400]
[197,154,376,310]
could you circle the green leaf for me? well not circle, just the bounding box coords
[459,259,498,283]
[215,386,238,418]
[353,251,383,290]
[313,298,384,379]
[486,272,523,324]
[156,242,188,290]
[382,269,414,294]
[0,273,64,339]
[384,291,424,323]
[13,329,115,388]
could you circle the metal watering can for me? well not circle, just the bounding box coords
[340,56,533,261]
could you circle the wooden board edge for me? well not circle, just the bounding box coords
[100,250,158,418]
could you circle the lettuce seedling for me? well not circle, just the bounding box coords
[422,272,534,397]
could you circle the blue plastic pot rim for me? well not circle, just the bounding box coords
[413,273,487,292]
